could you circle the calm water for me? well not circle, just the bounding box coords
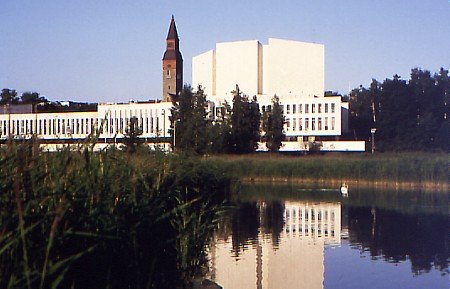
[207,184,449,289]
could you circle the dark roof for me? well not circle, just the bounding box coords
[166,15,179,40]
[163,50,183,61]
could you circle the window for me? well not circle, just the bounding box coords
[293,118,296,131]
[305,104,309,114]
[286,104,290,114]
[293,104,296,114]
[331,103,335,113]
[318,117,322,130]
[331,117,335,130]
[305,118,309,130]
[262,105,266,113]
[312,104,316,113]
[318,103,322,113]
[299,104,302,113]
[325,103,328,113]
[286,119,290,131]
[312,118,316,130]
[299,118,303,131]
[325,117,328,130]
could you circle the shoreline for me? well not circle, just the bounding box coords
[241,176,448,191]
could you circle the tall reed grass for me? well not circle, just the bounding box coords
[0,141,233,289]
[204,153,448,187]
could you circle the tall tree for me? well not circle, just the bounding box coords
[349,68,449,151]
[229,85,260,153]
[0,89,19,105]
[123,116,143,154]
[348,79,380,141]
[170,85,209,154]
[262,95,285,152]
[20,92,47,104]
[209,102,232,154]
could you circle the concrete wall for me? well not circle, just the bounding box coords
[264,38,324,98]
[192,50,215,98]
[215,40,261,98]
[192,38,325,99]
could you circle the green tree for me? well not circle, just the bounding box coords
[262,95,285,152]
[229,85,260,153]
[0,88,19,104]
[209,102,232,154]
[20,91,48,104]
[348,79,380,141]
[170,85,209,154]
[122,116,143,154]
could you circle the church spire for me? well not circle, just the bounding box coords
[162,16,183,102]
[166,15,179,40]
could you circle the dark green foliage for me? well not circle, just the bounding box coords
[349,80,380,141]
[20,92,48,104]
[262,95,285,152]
[122,116,143,154]
[349,68,449,151]
[0,88,19,104]
[0,141,232,289]
[209,102,232,154]
[0,89,48,105]
[171,85,210,154]
[229,86,261,154]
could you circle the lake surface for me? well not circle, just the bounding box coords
[207,184,449,289]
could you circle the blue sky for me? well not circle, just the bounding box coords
[1,0,449,103]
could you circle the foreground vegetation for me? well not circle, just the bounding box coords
[0,142,233,289]
[204,152,448,189]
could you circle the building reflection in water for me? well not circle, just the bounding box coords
[209,201,342,289]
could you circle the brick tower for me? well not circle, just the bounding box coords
[162,15,183,102]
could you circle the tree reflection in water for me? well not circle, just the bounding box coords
[215,186,448,276]
[348,206,448,275]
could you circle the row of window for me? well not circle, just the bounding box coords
[285,208,336,222]
[284,225,336,238]
[0,116,168,137]
[285,117,336,132]
[262,103,336,114]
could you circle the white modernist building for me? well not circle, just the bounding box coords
[0,101,172,150]
[193,38,360,150]
[0,37,364,152]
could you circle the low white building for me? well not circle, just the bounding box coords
[0,101,172,149]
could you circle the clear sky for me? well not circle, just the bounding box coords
[1,0,449,103]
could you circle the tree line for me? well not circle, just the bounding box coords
[0,88,48,105]
[170,85,285,154]
[349,67,449,151]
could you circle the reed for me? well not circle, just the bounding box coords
[0,141,233,289]
[204,152,448,187]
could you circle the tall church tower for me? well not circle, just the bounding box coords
[162,16,183,102]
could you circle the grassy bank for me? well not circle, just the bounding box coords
[204,153,448,190]
[0,142,233,289]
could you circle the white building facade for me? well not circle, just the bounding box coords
[193,38,352,145]
[0,101,172,150]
